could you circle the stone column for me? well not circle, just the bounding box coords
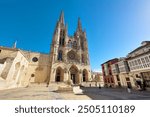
[64,69,68,82]
[50,69,56,82]
[79,72,82,84]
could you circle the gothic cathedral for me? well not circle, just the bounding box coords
[49,11,91,84]
[0,11,91,90]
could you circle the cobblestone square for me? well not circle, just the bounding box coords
[0,86,150,100]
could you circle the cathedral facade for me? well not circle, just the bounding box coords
[0,12,91,89]
[49,12,91,84]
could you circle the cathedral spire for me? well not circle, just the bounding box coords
[59,11,65,24]
[77,17,82,31]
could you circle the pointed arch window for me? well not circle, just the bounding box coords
[82,54,84,63]
[58,50,63,61]
[73,41,77,49]
[81,41,84,50]
[59,37,65,46]
[68,40,72,47]
[59,38,62,46]
[63,30,65,37]
[59,29,65,46]
[62,38,65,46]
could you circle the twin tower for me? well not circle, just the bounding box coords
[49,11,91,84]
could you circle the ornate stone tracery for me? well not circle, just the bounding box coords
[49,11,91,84]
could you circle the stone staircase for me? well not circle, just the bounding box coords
[29,82,73,92]
[49,82,73,93]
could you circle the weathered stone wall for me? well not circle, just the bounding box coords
[23,51,50,84]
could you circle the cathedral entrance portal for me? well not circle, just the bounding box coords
[83,69,88,82]
[55,67,64,82]
[71,74,76,84]
[70,65,79,84]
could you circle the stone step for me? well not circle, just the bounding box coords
[29,83,48,87]
[56,86,73,93]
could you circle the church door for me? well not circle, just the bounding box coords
[56,75,60,82]
[71,74,76,84]
[70,65,79,84]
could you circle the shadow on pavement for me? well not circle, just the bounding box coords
[80,87,150,100]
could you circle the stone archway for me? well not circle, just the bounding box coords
[55,67,64,82]
[69,65,79,84]
[83,69,88,82]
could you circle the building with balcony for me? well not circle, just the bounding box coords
[101,58,118,87]
[111,58,135,88]
[109,41,150,90]
[126,41,150,90]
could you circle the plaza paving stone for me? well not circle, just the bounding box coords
[0,85,150,100]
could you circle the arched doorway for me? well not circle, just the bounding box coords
[83,69,88,82]
[70,65,79,84]
[55,67,64,82]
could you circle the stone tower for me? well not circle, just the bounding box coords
[49,11,91,85]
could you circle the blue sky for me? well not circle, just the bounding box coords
[0,0,150,71]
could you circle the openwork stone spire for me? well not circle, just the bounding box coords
[77,17,82,32]
[59,11,65,25]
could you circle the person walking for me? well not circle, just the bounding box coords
[99,84,101,89]
[127,85,131,93]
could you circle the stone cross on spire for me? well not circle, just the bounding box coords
[13,41,17,48]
